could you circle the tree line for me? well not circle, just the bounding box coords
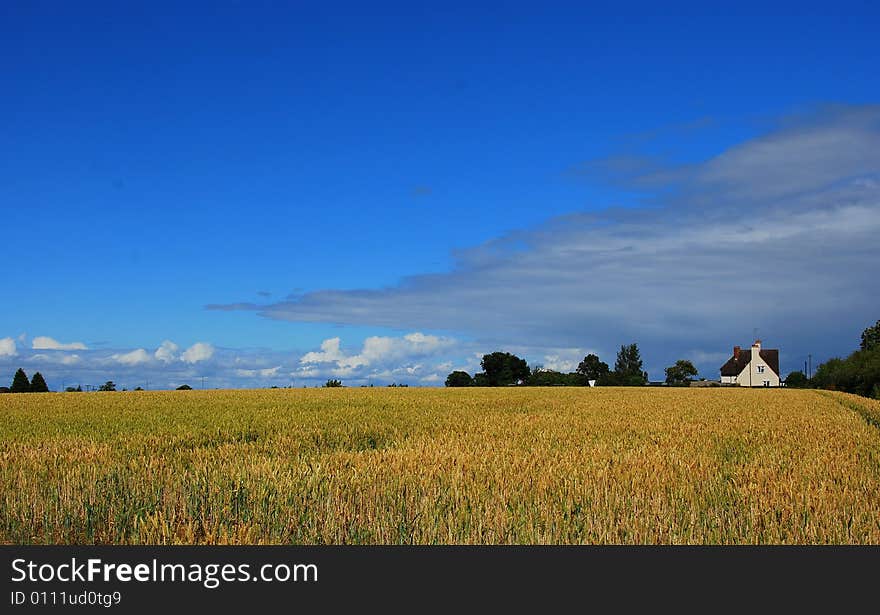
[445,344,699,387]
[2,369,191,393]
[3,368,50,393]
[792,320,880,399]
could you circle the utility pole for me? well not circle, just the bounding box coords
[201,376,206,390]
[808,354,812,380]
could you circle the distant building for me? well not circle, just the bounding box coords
[720,340,780,387]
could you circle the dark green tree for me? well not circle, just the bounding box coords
[29,372,49,393]
[861,320,880,351]
[479,352,530,386]
[323,379,342,388]
[784,371,810,388]
[576,354,610,382]
[445,371,474,387]
[613,343,648,386]
[812,358,844,390]
[813,348,880,399]
[98,381,116,392]
[472,373,490,387]
[813,318,880,398]
[65,385,82,392]
[664,359,698,387]
[176,384,192,390]
[664,360,698,386]
[10,368,30,393]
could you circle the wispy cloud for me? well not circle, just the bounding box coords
[0,337,16,357]
[111,348,151,366]
[235,366,282,378]
[32,336,88,351]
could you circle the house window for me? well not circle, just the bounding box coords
[757,365,765,374]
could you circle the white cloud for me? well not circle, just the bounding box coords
[0,334,464,389]
[300,337,345,364]
[301,333,456,373]
[540,351,584,373]
[403,332,448,352]
[181,342,215,364]
[338,336,393,369]
[344,334,454,369]
[0,337,16,357]
[236,366,282,378]
[26,352,85,366]
[112,348,151,366]
[154,340,179,363]
[32,336,87,351]
[295,365,320,377]
[293,333,461,384]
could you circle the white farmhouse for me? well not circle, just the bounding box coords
[719,340,780,387]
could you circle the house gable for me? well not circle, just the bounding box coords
[720,341,780,386]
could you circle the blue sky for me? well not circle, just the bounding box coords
[2,3,879,389]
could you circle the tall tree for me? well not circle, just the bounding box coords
[576,354,610,382]
[10,368,30,393]
[613,343,648,386]
[479,352,530,386]
[445,371,474,387]
[861,319,880,351]
[29,372,49,393]
[98,381,117,392]
[664,360,698,386]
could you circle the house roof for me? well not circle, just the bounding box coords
[720,348,779,377]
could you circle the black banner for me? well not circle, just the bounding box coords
[2,546,877,612]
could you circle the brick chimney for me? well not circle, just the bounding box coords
[751,340,761,371]
[733,346,741,360]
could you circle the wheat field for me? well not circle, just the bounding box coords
[1,387,879,544]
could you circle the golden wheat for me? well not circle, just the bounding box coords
[2,387,879,544]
